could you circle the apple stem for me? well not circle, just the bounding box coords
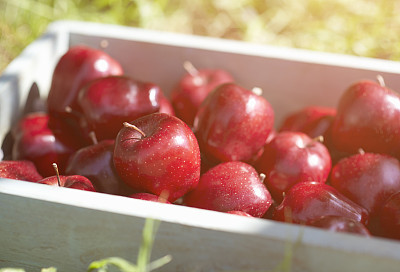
[376,74,386,87]
[251,87,263,96]
[89,131,98,145]
[52,163,61,187]
[358,148,366,155]
[259,173,266,183]
[305,135,324,148]
[123,122,146,138]
[183,61,198,76]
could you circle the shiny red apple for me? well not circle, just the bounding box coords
[170,61,234,127]
[78,75,162,140]
[273,181,369,225]
[254,131,331,203]
[0,160,43,182]
[113,113,201,202]
[193,83,274,164]
[183,161,272,217]
[331,79,400,158]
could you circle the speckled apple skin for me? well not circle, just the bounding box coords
[113,113,201,202]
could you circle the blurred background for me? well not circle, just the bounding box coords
[1,0,399,72]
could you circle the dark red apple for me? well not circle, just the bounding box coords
[331,79,400,158]
[254,131,331,203]
[0,160,43,182]
[379,191,400,240]
[78,75,162,141]
[113,113,201,202]
[65,137,133,196]
[39,163,95,191]
[183,161,272,218]
[273,181,369,225]
[11,112,80,177]
[170,61,234,127]
[46,45,124,144]
[308,215,371,237]
[47,45,123,116]
[330,152,400,219]
[279,106,336,139]
[159,92,175,116]
[193,83,274,164]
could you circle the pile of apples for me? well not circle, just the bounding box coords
[1,45,400,241]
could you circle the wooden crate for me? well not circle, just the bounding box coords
[1,20,400,271]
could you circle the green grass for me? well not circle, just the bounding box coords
[1,0,400,72]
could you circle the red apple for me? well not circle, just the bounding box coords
[279,106,336,139]
[308,215,371,237]
[254,131,331,203]
[183,161,272,217]
[113,113,201,202]
[378,191,400,240]
[331,79,400,158]
[47,45,123,116]
[273,181,369,225]
[193,83,274,164]
[170,62,234,127]
[78,75,162,140]
[0,160,43,182]
[39,163,95,191]
[330,152,400,219]
[11,112,80,177]
[65,137,133,196]
[46,45,124,144]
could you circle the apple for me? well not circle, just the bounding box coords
[254,131,332,203]
[39,163,96,191]
[170,61,234,127]
[113,113,201,202]
[11,112,80,177]
[378,191,400,240]
[183,161,272,217]
[331,78,400,158]
[279,105,336,139]
[0,160,43,182]
[330,151,400,232]
[273,181,369,225]
[65,135,133,196]
[46,45,124,144]
[78,75,162,141]
[308,215,371,237]
[193,83,274,164]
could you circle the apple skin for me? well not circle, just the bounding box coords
[39,174,96,191]
[65,139,134,196]
[378,191,400,240]
[46,45,124,145]
[183,161,272,218]
[279,106,336,139]
[254,131,332,203]
[273,181,369,225]
[331,80,400,158]
[193,83,274,164]
[11,112,80,177]
[170,67,234,127]
[47,45,124,116]
[78,75,162,141]
[307,215,371,237]
[0,160,43,182]
[113,113,201,202]
[330,152,400,222]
